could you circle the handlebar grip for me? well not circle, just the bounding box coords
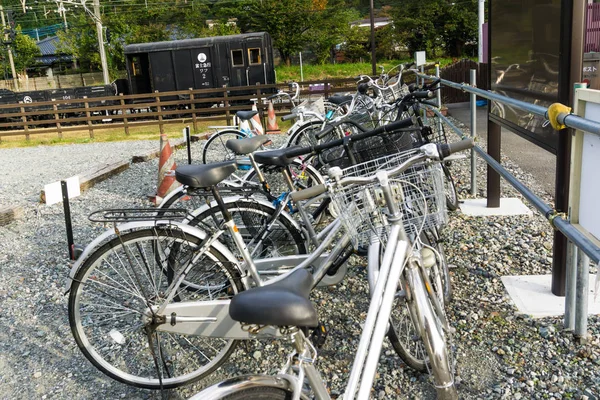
[437,139,474,159]
[413,90,434,99]
[315,125,335,140]
[281,113,297,122]
[266,94,278,100]
[426,79,441,89]
[289,184,328,202]
[421,99,439,107]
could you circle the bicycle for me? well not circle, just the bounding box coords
[188,139,473,400]
[66,117,428,390]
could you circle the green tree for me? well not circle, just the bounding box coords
[390,0,477,57]
[239,0,316,66]
[12,27,41,74]
[306,7,361,64]
[341,25,370,62]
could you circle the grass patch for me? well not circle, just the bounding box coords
[0,121,220,149]
[275,58,468,82]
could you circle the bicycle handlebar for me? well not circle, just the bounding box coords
[284,116,415,159]
[437,138,474,159]
[281,113,297,122]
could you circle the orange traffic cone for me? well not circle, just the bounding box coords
[152,134,181,205]
[251,103,264,135]
[266,100,281,134]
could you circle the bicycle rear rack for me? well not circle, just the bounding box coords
[88,208,190,223]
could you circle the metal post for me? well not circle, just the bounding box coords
[299,52,304,82]
[93,0,110,84]
[478,0,485,63]
[61,180,75,260]
[185,126,192,164]
[564,241,577,330]
[574,248,589,342]
[552,126,571,296]
[487,118,501,207]
[369,0,376,76]
[435,64,442,108]
[470,69,477,196]
[0,6,19,91]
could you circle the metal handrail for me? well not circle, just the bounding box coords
[413,71,600,136]
[426,105,600,266]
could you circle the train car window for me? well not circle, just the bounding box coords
[131,57,142,76]
[231,49,244,67]
[248,48,261,65]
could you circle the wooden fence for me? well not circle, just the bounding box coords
[0,61,489,140]
[440,59,489,103]
[0,79,359,140]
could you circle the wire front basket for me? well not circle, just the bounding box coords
[375,83,410,104]
[422,114,449,145]
[321,127,424,170]
[329,150,447,248]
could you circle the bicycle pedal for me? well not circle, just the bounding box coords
[310,322,329,349]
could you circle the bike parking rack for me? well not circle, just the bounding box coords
[415,69,600,342]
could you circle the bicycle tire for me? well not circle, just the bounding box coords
[221,387,292,400]
[443,164,459,211]
[422,227,452,303]
[286,119,338,151]
[404,265,458,399]
[202,129,247,165]
[69,227,244,389]
[243,159,327,225]
[191,199,307,259]
[158,187,208,214]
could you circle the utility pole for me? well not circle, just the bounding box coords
[0,7,19,91]
[369,0,376,75]
[93,0,110,84]
[59,0,68,31]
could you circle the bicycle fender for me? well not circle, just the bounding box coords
[157,185,185,208]
[63,221,239,294]
[188,374,306,400]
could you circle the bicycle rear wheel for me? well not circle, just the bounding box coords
[191,199,307,259]
[202,129,247,165]
[244,160,327,225]
[69,227,244,389]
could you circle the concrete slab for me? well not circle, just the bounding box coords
[459,197,533,216]
[501,274,600,318]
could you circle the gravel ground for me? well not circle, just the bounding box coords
[0,141,161,208]
[0,124,599,400]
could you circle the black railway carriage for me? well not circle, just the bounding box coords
[123,32,276,96]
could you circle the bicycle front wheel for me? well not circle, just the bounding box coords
[69,227,244,389]
[443,164,459,211]
[404,265,457,398]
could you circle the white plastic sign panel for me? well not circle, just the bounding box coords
[578,101,600,241]
[415,51,426,67]
[44,176,80,206]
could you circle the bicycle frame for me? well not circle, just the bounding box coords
[190,159,433,400]
[154,218,352,340]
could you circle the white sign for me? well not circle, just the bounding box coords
[23,96,32,103]
[415,51,426,67]
[197,53,207,63]
[577,101,600,240]
[44,176,80,206]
